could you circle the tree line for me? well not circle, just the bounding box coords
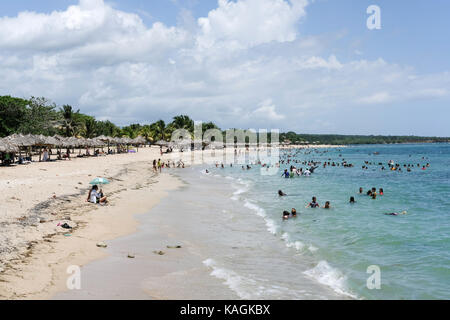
[0,96,218,142]
[1,95,448,145]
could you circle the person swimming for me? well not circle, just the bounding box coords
[323,201,331,209]
[349,196,356,204]
[283,211,290,220]
[278,190,287,196]
[306,197,320,208]
[384,211,407,216]
[379,188,384,195]
[359,187,363,194]
[291,208,297,217]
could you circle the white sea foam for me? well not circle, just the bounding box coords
[303,261,358,299]
[243,200,278,235]
[203,258,257,299]
[230,179,252,201]
[281,232,306,251]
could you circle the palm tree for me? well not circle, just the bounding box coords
[150,120,168,141]
[169,115,194,133]
[139,125,153,143]
[60,105,81,137]
[83,118,97,138]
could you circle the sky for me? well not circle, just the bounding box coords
[0,0,449,136]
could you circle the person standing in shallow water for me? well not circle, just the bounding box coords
[306,197,320,208]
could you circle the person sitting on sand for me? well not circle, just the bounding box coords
[306,197,320,208]
[87,185,108,204]
[323,201,331,209]
[278,190,287,197]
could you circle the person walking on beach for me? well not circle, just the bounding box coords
[152,159,157,172]
[157,159,162,173]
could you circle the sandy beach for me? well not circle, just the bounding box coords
[0,146,185,299]
[0,144,343,300]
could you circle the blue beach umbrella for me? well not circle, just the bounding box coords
[89,177,110,185]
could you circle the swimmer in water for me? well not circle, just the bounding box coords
[359,187,363,194]
[379,188,384,196]
[323,201,331,209]
[291,208,297,217]
[349,196,356,204]
[205,169,209,174]
[282,211,290,220]
[278,190,287,197]
[384,211,407,216]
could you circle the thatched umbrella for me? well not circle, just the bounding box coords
[0,138,19,153]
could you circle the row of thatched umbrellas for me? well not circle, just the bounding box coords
[0,134,147,153]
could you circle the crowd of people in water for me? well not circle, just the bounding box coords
[204,147,428,220]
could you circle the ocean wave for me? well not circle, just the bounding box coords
[281,232,306,252]
[303,260,358,299]
[203,258,258,299]
[243,201,278,235]
[230,178,252,201]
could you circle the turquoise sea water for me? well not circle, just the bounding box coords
[195,143,450,299]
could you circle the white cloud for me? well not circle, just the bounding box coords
[0,0,449,134]
[250,99,286,121]
[358,92,391,105]
[197,0,308,50]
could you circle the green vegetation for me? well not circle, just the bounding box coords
[279,132,450,145]
[1,95,448,144]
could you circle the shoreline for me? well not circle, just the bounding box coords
[0,147,182,299]
[0,144,347,300]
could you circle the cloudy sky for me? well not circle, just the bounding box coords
[0,0,449,135]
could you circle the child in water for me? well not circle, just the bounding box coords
[323,201,331,209]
